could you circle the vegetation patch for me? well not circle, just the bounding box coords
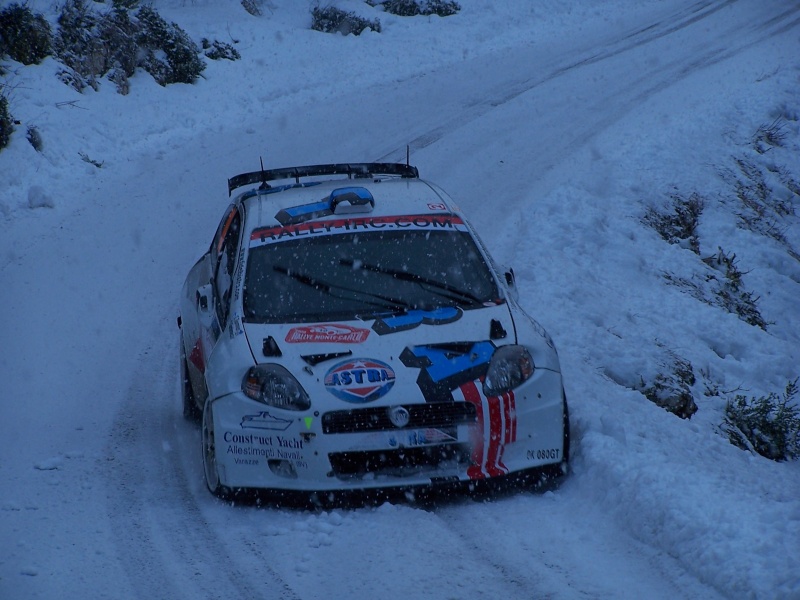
[241,0,262,17]
[0,3,52,65]
[26,125,42,152]
[311,6,381,35]
[0,90,13,151]
[53,0,205,93]
[371,0,461,17]
[718,118,800,261]
[638,350,698,419]
[202,39,241,62]
[642,192,704,254]
[722,379,800,461]
[663,247,767,329]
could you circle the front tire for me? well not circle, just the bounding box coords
[180,338,202,423]
[202,400,230,498]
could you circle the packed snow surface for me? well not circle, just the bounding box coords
[1,1,799,599]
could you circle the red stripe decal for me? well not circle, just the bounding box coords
[460,381,486,480]
[189,338,205,374]
[485,395,506,476]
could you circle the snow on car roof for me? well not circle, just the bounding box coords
[240,176,454,229]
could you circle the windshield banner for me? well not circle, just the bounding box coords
[250,214,467,247]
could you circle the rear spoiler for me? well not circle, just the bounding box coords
[228,162,419,197]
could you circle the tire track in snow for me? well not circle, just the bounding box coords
[373,0,798,164]
[432,495,728,600]
[102,314,300,600]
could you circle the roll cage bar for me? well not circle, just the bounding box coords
[228,162,420,197]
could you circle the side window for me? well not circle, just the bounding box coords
[211,205,236,263]
[213,208,242,328]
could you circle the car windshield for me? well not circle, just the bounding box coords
[243,228,500,323]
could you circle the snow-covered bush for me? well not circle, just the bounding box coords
[643,193,704,254]
[54,1,204,92]
[0,3,52,65]
[753,117,786,155]
[311,6,381,35]
[722,379,800,461]
[54,0,137,91]
[639,352,698,419]
[374,0,461,17]
[0,91,13,150]
[241,0,262,17]
[202,39,241,61]
[26,124,42,152]
[719,130,800,261]
[701,247,767,330]
[136,6,205,86]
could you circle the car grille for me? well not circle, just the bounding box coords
[328,444,472,478]
[321,402,477,434]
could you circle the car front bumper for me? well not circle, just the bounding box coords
[210,367,567,493]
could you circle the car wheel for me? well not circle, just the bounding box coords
[180,337,202,422]
[201,400,229,498]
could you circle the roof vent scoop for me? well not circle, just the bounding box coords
[330,187,374,214]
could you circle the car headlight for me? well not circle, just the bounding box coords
[242,364,311,411]
[483,345,535,396]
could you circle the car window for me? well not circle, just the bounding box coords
[210,204,236,262]
[243,229,499,324]
[214,209,242,327]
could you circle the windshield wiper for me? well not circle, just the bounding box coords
[339,259,485,306]
[272,265,412,313]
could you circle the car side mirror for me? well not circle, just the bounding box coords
[504,268,515,287]
[196,284,213,312]
[503,267,519,303]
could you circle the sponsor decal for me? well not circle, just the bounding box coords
[373,306,462,336]
[399,341,517,480]
[285,324,370,344]
[453,380,517,480]
[229,313,244,339]
[250,214,467,247]
[324,358,396,403]
[233,246,245,301]
[427,203,447,211]
[223,431,306,462]
[388,428,456,448]
[274,199,332,226]
[399,341,494,402]
[240,411,292,431]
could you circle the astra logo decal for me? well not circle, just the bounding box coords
[250,214,467,248]
[372,306,462,336]
[324,358,396,403]
[240,411,292,431]
[285,324,370,344]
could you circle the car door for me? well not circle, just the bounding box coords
[183,204,241,400]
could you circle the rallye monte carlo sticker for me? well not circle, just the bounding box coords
[400,341,517,479]
[324,358,396,403]
[285,324,370,344]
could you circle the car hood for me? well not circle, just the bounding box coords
[241,303,560,407]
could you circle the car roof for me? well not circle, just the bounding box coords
[230,163,459,229]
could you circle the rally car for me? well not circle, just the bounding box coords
[178,162,569,500]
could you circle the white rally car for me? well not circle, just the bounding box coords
[178,162,569,500]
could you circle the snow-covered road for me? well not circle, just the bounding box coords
[2,1,799,598]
